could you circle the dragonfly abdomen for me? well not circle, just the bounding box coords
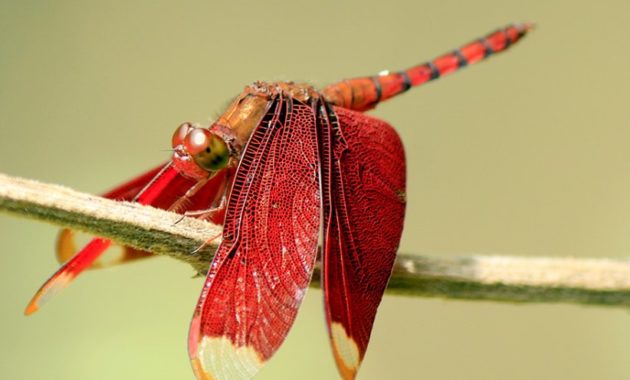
[322,23,533,112]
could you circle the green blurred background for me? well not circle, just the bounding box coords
[1,1,629,379]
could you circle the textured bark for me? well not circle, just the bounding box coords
[2,172,630,308]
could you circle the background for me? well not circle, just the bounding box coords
[1,1,629,379]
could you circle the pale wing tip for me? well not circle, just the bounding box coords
[330,322,362,380]
[23,301,39,316]
[190,335,265,380]
[191,357,216,380]
[23,272,74,316]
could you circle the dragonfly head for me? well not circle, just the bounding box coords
[171,122,230,179]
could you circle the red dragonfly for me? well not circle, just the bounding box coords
[25,24,532,380]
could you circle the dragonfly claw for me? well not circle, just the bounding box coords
[191,233,222,255]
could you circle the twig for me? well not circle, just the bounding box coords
[1,172,630,308]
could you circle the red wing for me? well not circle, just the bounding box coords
[27,163,231,315]
[55,162,167,266]
[101,162,168,200]
[56,162,230,266]
[189,96,321,380]
[321,106,406,379]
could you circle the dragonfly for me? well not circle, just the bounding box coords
[24,23,532,380]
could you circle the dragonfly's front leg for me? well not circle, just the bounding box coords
[172,169,231,221]
[168,176,212,215]
[181,196,229,254]
[172,171,233,253]
[180,194,227,219]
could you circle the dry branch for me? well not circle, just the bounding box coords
[1,172,630,308]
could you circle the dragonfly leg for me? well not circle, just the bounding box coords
[171,168,232,226]
[191,231,223,255]
[173,195,228,225]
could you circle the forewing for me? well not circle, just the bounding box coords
[28,163,230,315]
[54,163,166,266]
[56,163,229,267]
[101,162,169,200]
[189,97,322,380]
[321,106,406,379]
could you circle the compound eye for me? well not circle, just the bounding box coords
[184,129,229,171]
[172,122,194,148]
